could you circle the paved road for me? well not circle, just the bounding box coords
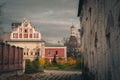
[33,70,82,80]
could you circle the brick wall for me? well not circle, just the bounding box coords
[78,0,120,80]
[0,42,23,72]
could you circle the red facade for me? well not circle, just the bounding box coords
[45,47,66,61]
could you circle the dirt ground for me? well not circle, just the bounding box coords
[5,70,81,80]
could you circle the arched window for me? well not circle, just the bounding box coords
[35,48,40,56]
[30,51,33,55]
[24,47,29,55]
[24,29,28,33]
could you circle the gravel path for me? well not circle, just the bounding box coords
[35,70,82,80]
[5,70,82,80]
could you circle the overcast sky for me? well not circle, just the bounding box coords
[0,0,80,44]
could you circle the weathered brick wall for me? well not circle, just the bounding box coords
[78,0,120,80]
[0,42,23,72]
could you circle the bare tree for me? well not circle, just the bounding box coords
[61,37,69,46]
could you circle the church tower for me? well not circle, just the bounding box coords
[67,25,81,57]
[70,25,77,37]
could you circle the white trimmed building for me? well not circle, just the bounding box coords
[7,19,45,61]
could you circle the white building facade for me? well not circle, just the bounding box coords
[7,19,45,61]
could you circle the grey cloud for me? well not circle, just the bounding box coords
[0,0,79,43]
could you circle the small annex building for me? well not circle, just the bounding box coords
[45,43,67,62]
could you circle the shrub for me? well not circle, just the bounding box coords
[67,57,76,65]
[75,57,82,69]
[32,60,40,72]
[45,60,51,67]
[57,58,65,65]
[25,59,34,73]
[25,59,44,74]
[58,64,66,69]
[52,54,57,65]
[38,58,45,66]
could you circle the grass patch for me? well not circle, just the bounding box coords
[45,65,59,70]
[45,64,81,71]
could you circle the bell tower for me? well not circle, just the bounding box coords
[70,25,77,36]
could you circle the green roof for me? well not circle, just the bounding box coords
[45,43,66,47]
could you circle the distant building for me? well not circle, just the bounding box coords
[6,19,45,61]
[66,25,81,57]
[3,19,67,62]
[45,43,67,62]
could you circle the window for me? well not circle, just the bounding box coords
[35,48,40,56]
[55,51,58,55]
[24,29,28,33]
[31,51,33,55]
[19,34,22,38]
[48,51,51,56]
[30,28,33,33]
[24,34,28,38]
[19,28,22,33]
[27,53,28,55]
[24,47,29,55]
[13,33,18,38]
[29,34,32,38]
[34,33,39,38]
[24,52,26,55]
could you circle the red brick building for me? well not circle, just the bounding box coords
[45,43,67,62]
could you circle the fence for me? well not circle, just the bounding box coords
[0,42,23,72]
